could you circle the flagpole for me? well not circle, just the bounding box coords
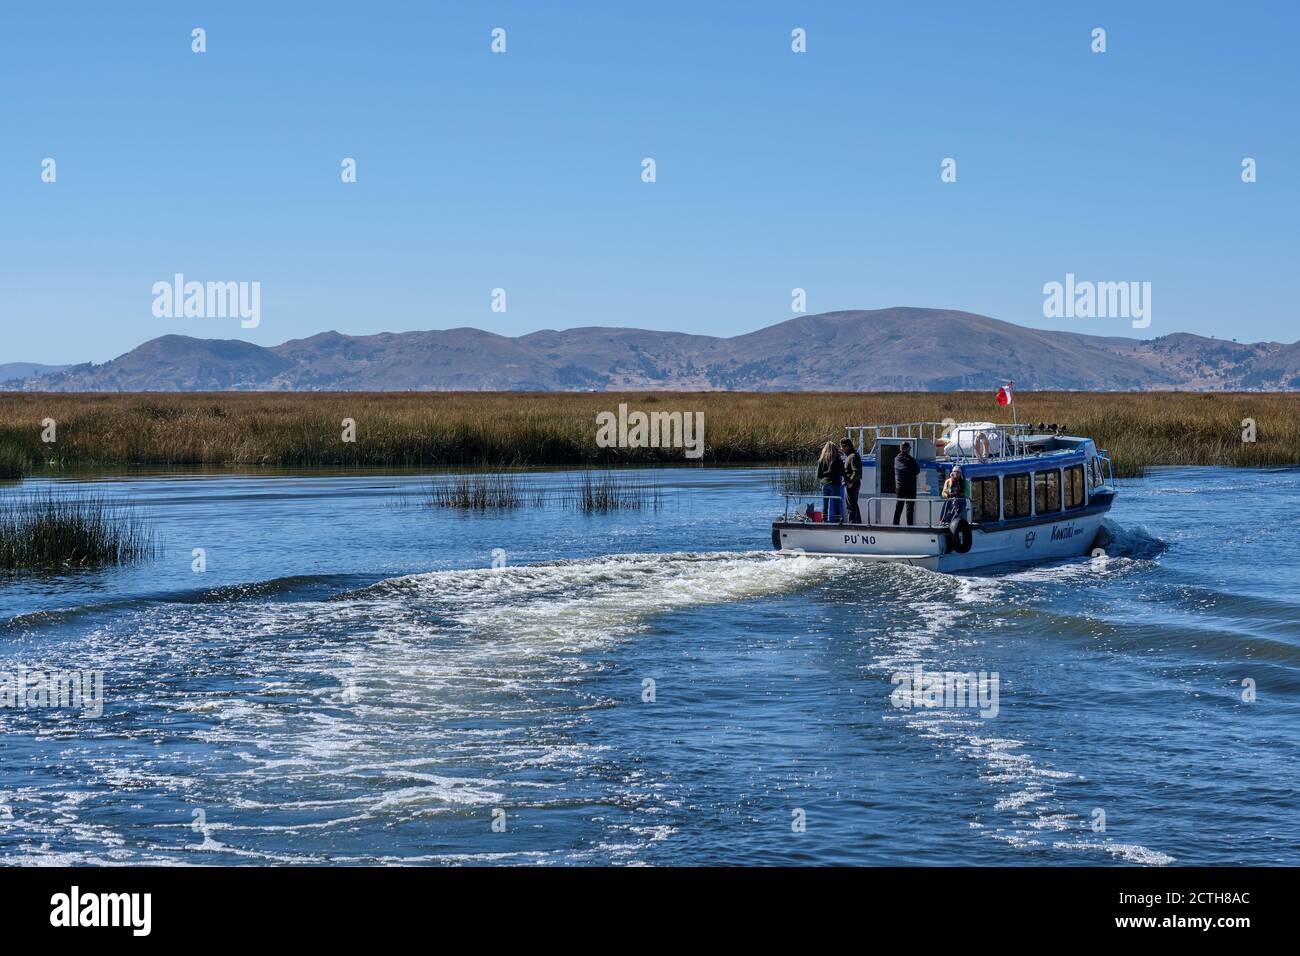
[1005,380,1018,454]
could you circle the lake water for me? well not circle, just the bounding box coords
[1,466,1298,866]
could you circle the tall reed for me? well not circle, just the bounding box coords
[563,471,663,513]
[0,444,24,481]
[0,492,156,570]
[769,458,821,495]
[425,473,532,510]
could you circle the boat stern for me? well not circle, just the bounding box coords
[772,521,948,566]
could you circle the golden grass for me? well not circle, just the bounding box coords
[0,391,1296,477]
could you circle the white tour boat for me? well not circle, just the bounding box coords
[772,418,1116,572]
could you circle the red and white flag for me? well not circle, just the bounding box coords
[996,383,1014,407]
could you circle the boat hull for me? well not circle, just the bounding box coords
[771,507,1110,573]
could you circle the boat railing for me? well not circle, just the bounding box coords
[843,420,1038,460]
[1096,452,1115,488]
[844,421,948,449]
[779,493,967,529]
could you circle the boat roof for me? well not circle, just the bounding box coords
[936,445,1090,476]
[849,420,1101,475]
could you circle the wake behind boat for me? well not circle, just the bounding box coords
[772,389,1116,571]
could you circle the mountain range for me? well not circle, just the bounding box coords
[0,362,70,384]
[5,309,1299,392]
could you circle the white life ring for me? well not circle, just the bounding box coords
[974,431,990,460]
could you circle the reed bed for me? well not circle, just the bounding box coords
[424,473,544,510]
[0,444,25,480]
[562,472,663,513]
[422,469,661,513]
[769,458,821,495]
[0,492,157,570]
[1,391,1297,477]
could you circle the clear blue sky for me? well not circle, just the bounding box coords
[2,1,1296,364]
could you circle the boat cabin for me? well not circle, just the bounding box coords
[787,420,1114,530]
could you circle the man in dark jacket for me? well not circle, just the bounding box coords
[839,438,863,523]
[893,442,920,525]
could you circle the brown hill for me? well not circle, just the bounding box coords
[14,309,1299,392]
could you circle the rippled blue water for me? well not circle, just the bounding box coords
[1,466,1297,865]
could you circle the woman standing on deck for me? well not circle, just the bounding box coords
[817,442,846,523]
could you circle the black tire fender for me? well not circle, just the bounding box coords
[948,518,973,554]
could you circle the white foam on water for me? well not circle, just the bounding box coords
[866,561,1175,866]
[1,549,849,865]
[1054,840,1176,866]
[365,550,847,652]
[2,541,1181,866]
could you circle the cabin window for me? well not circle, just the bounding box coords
[1090,457,1106,488]
[1035,469,1062,514]
[970,477,1000,523]
[1005,473,1032,519]
[1065,464,1086,509]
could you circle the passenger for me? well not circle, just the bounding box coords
[940,464,971,524]
[839,437,863,524]
[816,441,846,523]
[892,441,920,526]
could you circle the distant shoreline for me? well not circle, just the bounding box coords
[2,391,1297,479]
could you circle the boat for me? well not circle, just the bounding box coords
[771,418,1116,572]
